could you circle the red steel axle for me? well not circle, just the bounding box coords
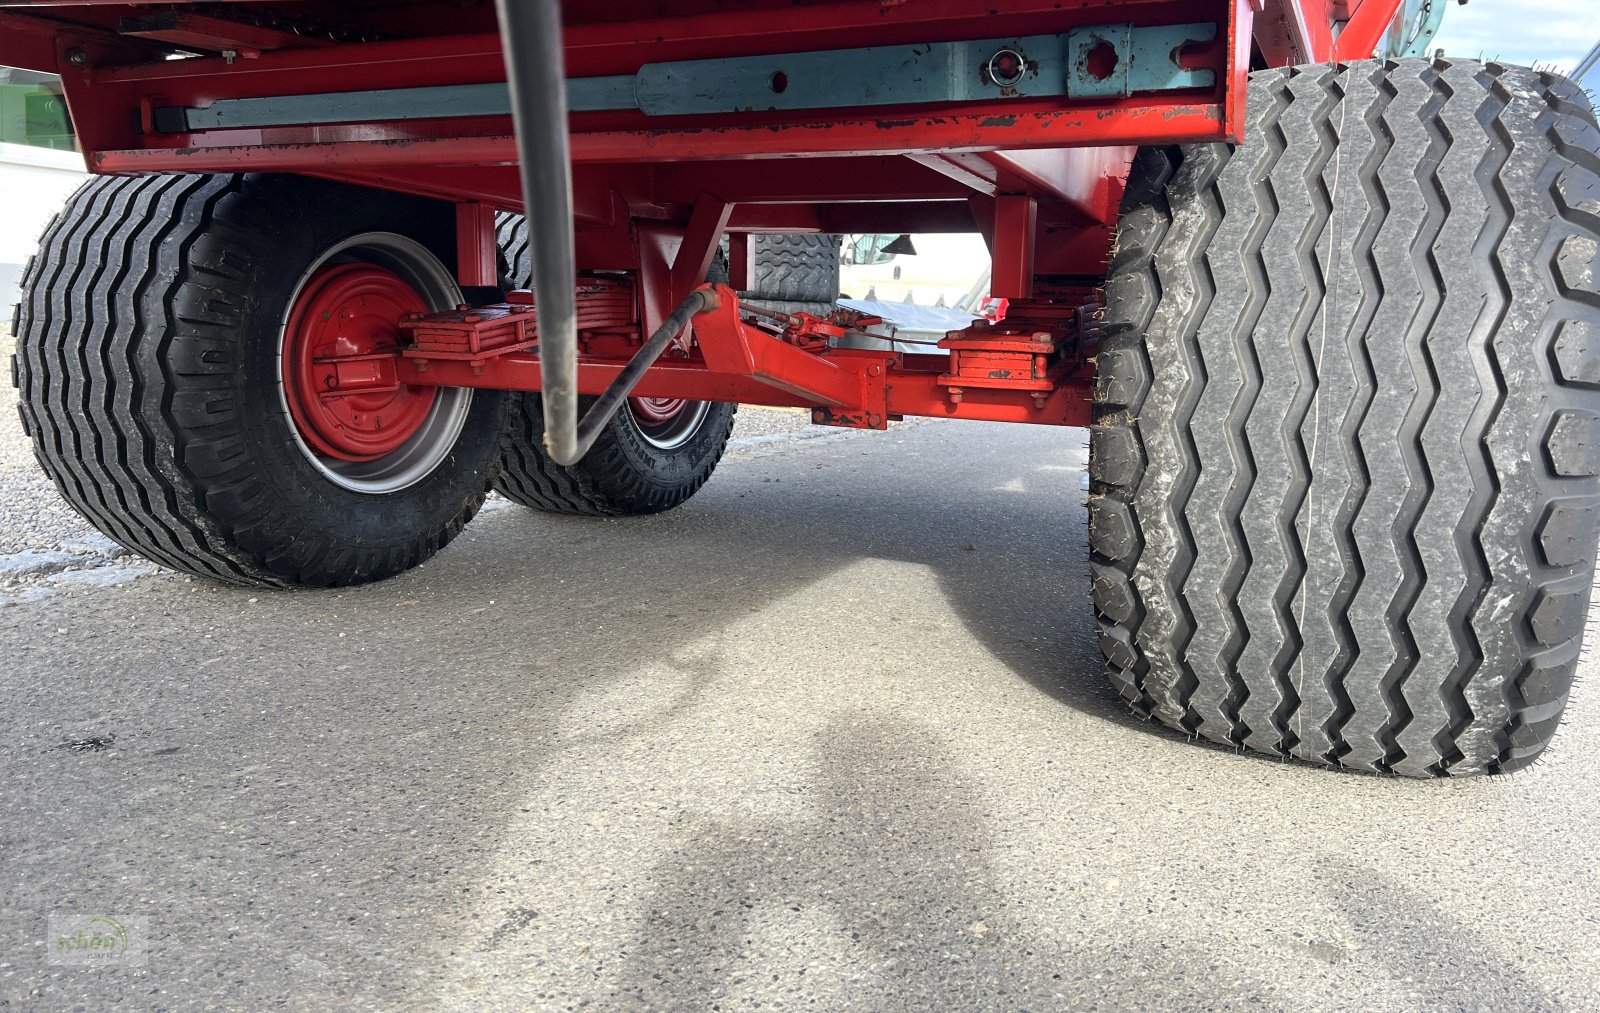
[307,283,1099,431]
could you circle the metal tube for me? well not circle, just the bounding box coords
[569,290,713,459]
[737,303,798,327]
[493,0,583,464]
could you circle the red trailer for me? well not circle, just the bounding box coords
[2,0,1596,778]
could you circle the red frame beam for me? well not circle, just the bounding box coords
[0,0,1348,438]
[726,234,754,290]
[991,196,1039,301]
[455,203,499,289]
[1332,0,1405,61]
[1254,0,1335,64]
[88,102,1230,176]
[671,195,734,307]
[393,287,1095,430]
[117,11,335,54]
[46,0,1243,178]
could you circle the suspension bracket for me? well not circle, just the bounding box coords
[330,283,1099,432]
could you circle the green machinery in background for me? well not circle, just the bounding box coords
[0,69,73,151]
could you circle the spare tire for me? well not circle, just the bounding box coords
[742,234,842,316]
[495,215,841,315]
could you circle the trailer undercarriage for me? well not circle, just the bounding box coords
[0,0,1416,436]
[9,0,1600,779]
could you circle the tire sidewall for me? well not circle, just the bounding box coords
[220,179,508,551]
[598,399,737,491]
[494,212,737,513]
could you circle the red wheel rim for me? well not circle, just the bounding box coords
[281,262,436,463]
[629,397,689,426]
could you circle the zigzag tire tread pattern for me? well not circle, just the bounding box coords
[1089,60,1600,776]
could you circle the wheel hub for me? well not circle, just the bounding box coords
[629,396,689,426]
[282,262,437,462]
[627,397,712,450]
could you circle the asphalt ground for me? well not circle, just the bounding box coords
[2,326,1599,1010]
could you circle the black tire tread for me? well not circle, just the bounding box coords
[494,213,840,313]
[1090,59,1600,776]
[490,213,737,516]
[17,174,503,587]
[495,395,735,517]
[745,233,841,313]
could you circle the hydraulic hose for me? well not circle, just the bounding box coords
[570,289,715,458]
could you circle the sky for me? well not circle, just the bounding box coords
[1430,0,1594,72]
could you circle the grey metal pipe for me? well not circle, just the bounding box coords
[1575,40,1600,89]
[568,290,714,460]
[493,0,583,464]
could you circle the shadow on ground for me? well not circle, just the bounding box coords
[1,422,1588,1010]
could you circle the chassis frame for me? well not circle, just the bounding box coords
[0,0,1419,436]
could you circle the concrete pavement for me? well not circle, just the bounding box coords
[1,413,1598,1011]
